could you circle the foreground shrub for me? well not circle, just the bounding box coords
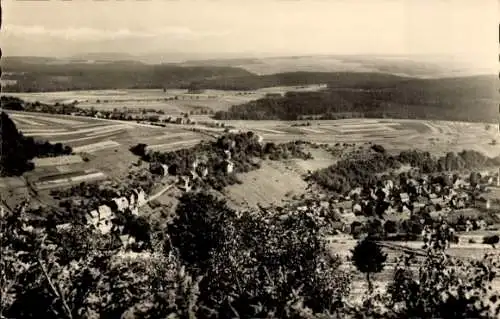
[169,192,352,318]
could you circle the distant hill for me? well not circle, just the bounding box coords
[178,54,495,79]
[2,58,256,92]
[213,74,499,123]
[68,52,138,62]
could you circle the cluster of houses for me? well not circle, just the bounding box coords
[84,188,147,248]
[92,111,199,126]
[349,173,496,216]
[148,132,264,193]
[295,168,500,234]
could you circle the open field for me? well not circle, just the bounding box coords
[224,118,500,158]
[225,147,337,209]
[7,85,326,115]
[225,161,308,209]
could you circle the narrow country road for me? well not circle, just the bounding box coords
[140,183,174,207]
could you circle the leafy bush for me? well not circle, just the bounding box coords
[129,143,148,157]
[482,235,499,246]
[371,144,386,154]
[168,192,352,317]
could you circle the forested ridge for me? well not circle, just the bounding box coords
[213,75,498,122]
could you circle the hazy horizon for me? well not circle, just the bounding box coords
[1,0,498,71]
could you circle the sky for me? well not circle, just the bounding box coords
[1,0,498,69]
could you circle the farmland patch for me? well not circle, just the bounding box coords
[32,155,83,167]
[146,139,202,152]
[32,116,84,126]
[19,128,67,134]
[53,130,124,145]
[10,116,46,126]
[34,169,107,190]
[254,128,286,134]
[72,140,121,153]
[298,127,325,134]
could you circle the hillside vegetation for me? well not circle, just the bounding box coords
[214,75,498,122]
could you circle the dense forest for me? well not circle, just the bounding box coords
[182,71,408,90]
[0,112,73,176]
[213,75,498,122]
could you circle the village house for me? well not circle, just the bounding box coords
[87,205,114,234]
[256,134,264,145]
[175,117,186,124]
[111,196,130,212]
[451,196,466,209]
[56,223,72,231]
[352,202,362,215]
[178,176,192,192]
[400,192,410,204]
[149,162,169,177]
[348,187,363,199]
[223,159,234,174]
[196,163,209,178]
[94,111,104,118]
[444,188,458,201]
[382,179,394,190]
[475,197,491,210]
[132,188,147,207]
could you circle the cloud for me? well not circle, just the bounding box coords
[3,24,230,41]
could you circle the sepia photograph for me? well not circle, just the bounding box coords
[1,0,499,318]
